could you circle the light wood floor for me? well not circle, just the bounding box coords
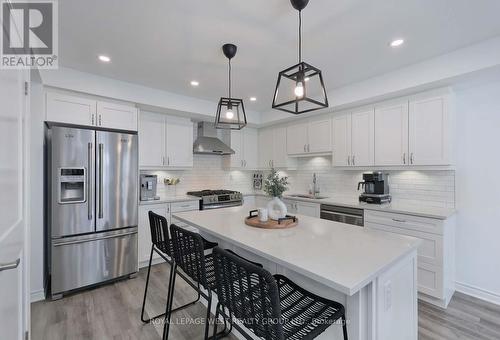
[32,263,500,340]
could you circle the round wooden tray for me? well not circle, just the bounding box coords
[245,216,298,229]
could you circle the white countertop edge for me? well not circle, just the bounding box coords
[173,212,421,296]
[246,193,455,220]
[139,195,201,205]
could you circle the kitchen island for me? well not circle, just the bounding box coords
[173,205,421,340]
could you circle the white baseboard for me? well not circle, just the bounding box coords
[30,289,45,303]
[455,281,500,306]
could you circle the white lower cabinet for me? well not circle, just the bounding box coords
[138,200,199,267]
[365,210,455,308]
[283,199,320,218]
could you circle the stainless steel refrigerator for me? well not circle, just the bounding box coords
[45,125,138,299]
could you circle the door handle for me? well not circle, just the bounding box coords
[88,143,93,220]
[410,153,414,164]
[347,155,350,166]
[304,144,306,152]
[403,153,406,164]
[352,155,355,166]
[307,144,310,152]
[98,143,103,219]
[0,258,20,272]
[53,231,137,247]
[91,114,95,125]
[98,114,102,126]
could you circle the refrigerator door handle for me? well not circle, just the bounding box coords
[53,230,137,247]
[88,142,93,220]
[98,143,103,219]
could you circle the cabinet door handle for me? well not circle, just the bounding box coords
[0,258,20,272]
[167,156,170,165]
[410,153,414,164]
[352,155,355,166]
[91,114,95,125]
[392,218,407,223]
[98,114,102,126]
[347,156,351,166]
[303,144,306,152]
[307,144,310,152]
[403,153,406,164]
[162,156,165,165]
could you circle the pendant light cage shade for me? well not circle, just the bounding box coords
[215,97,247,130]
[272,61,328,114]
[215,43,247,130]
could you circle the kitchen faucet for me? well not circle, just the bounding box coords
[309,173,320,197]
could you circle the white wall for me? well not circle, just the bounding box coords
[454,79,500,304]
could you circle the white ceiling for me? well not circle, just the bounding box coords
[58,0,500,112]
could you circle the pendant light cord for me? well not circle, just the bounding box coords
[298,10,302,63]
[228,58,232,98]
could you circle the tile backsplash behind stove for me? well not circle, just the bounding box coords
[142,155,455,209]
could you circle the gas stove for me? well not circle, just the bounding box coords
[186,189,243,210]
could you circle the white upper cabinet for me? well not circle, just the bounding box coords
[409,94,451,165]
[225,128,259,169]
[258,126,297,169]
[97,101,138,131]
[332,114,351,167]
[46,91,138,131]
[308,118,332,153]
[139,112,164,167]
[286,117,332,156]
[374,101,409,166]
[46,92,96,126]
[165,117,194,167]
[258,128,274,168]
[139,111,193,168]
[351,108,375,166]
[286,122,309,155]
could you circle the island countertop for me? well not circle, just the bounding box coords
[173,205,421,296]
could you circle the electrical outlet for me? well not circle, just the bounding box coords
[384,281,392,311]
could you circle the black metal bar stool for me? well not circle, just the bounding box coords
[140,211,217,323]
[212,247,349,340]
[164,224,236,340]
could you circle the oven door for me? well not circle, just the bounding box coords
[202,201,243,210]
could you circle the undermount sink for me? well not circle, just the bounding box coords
[288,194,329,200]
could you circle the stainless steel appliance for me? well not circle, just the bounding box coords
[358,172,392,204]
[46,125,138,299]
[186,189,243,210]
[320,204,364,227]
[140,174,159,201]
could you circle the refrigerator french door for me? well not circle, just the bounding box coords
[47,126,138,298]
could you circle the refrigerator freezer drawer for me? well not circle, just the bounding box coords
[51,229,138,295]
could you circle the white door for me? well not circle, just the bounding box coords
[409,95,450,165]
[375,101,409,166]
[46,92,96,126]
[229,130,243,168]
[243,128,259,169]
[351,108,375,166]
[296,202,320,218]
[165,118,193,167]
[139,112,165,167]
[0,70,28,340]
[273,126,295,168]
[258,128,274,169]
[286,123,308,155]
[97,101,138,131]
[308,118,332,153]
[332,114,351,167]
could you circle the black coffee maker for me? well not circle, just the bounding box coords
[358,172,391,204]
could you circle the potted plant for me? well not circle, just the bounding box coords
[263,168,289,220]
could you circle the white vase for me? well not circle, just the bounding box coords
[267,197,287,220]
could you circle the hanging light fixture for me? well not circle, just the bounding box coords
[215,43,247,129]
[272,0,328,114]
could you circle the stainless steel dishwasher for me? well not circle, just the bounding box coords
[320,204,364,227]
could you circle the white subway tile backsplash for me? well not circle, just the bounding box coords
[141,155,455,209]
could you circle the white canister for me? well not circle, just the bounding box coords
[258,208,268,222]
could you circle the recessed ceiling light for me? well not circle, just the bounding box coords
[190,80,199,87]
[249,97,257,101]
[389,39,405,48]
[98,55,111,62]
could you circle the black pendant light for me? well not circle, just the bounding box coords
[215,43,247,130]
[272,0,328,114]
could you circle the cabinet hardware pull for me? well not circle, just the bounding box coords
[0,258,20,272]
[352,155,355,166]
[167,156,170,165]
[304,144,306,152]
[410,153,414,164]
[162,156,165,165]
[392,218,407,223]
[91,114,95,125]
[347,156,350,166]
[98,114,102,126]
[403,153,406,164]
[307,144,310,152]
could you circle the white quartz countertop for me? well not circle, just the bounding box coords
[173,205,421,296]
[139,194,201,205]
[247,193,455,220]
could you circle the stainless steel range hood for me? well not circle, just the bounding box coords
[193,121,235,155]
